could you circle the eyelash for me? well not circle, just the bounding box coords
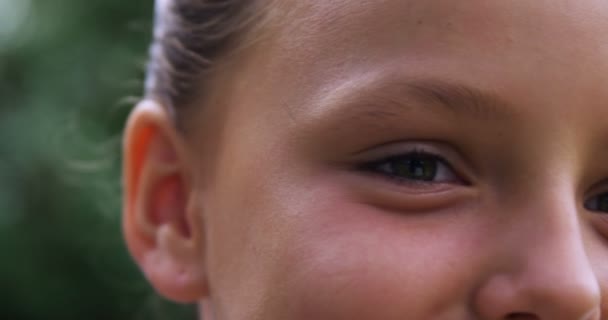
[358,148,464,186]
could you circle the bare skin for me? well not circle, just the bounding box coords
[123,0,608,319]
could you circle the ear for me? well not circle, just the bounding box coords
[122,100,208,303]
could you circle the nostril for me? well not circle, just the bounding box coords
[505,312,539,320]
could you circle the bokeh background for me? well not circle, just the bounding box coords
[0,0,196,319]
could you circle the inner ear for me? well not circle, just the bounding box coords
[151,174,191,238]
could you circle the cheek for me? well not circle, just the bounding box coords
[265,195,488,319]
[203,130,490,318]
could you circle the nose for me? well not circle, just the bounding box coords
[474,198,601,320]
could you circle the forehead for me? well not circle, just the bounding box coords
[276,0,608,56]
[260,0,608,106]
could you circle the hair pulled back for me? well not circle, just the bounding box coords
[144,0,260,119]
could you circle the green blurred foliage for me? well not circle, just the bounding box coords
[0,0,196,319]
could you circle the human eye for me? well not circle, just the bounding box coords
[357,146,465,186]
[584,192,608,213]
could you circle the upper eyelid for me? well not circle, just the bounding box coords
[351,142,457,169]
[361,150,448,168]
[351,141,444,158]
[358,149,453,175]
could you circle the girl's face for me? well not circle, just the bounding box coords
[133,0,608,319]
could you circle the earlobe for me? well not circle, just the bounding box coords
[122,100,208,302]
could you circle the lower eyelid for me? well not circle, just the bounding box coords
[343,172,475,214]
[359,170,459,191]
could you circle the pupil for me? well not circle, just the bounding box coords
[393,157,437,181]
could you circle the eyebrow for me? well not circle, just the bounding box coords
[404,80,514,121]
[307,77,516,124]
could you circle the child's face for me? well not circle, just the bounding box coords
[175,0,608,318]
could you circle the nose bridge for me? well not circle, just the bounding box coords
[475,184,601,319]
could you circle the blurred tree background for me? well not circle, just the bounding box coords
[0,0,196,319]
